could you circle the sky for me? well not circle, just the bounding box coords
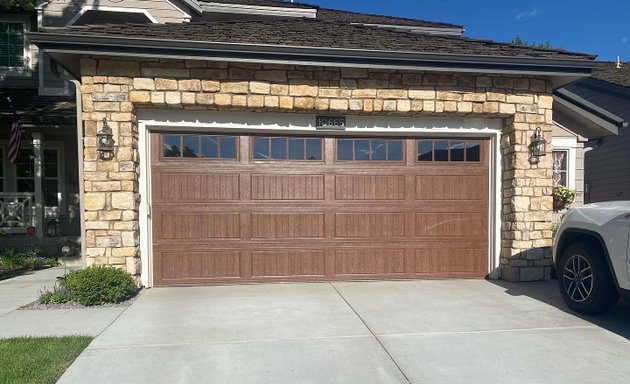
[312,1,629,62]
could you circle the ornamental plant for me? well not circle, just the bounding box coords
[552,185,575,207]
[39,266,137,306]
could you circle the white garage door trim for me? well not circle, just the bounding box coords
[137,109,503,287]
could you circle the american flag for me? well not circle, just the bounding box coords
[7,97,24,164]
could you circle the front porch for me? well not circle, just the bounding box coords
[0,89,80,260]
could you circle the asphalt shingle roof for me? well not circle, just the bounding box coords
[43,18,594,60]
[200,0,462,28]
[592,62,630,87]
[316,8,462,29]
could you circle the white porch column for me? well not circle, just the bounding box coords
[32,132,44,239]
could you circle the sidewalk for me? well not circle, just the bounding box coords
[0,267,127,339]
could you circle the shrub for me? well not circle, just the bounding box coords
[0,249,28,269]
[39,289,72,304]
[63,266,137,306]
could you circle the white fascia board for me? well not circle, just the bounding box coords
[202,3,317,18]
[165,0,193,20]
[65,6,159,26]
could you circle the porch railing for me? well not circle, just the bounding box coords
[0,193,35,233]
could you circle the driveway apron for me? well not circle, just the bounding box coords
[58,280,630,384]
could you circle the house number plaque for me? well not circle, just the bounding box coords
[316,116,346,130]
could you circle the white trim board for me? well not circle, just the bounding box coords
[137,110,503,287]
[65,6,159,26]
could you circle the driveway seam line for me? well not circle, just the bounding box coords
[86,295,137,349]
[328,282,412,384]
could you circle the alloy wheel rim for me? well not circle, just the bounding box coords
[562,254,593,303]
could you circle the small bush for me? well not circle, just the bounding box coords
[0,250,28,269]
[63,266,137,306]
[39,290,72,304]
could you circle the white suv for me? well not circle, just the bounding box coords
[553,201,630,314]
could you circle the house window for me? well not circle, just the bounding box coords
[253,137,322,161]
[336,139,403,161]
[163,135,238,159]
[0,148,4,192]
[43,149,60,207]
[417,140,481,162]
[15,148,61,207]
[0,21,26,68]
[16,148,35,194]
[552,150,569,187]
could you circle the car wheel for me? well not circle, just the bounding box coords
[558,242,618,315]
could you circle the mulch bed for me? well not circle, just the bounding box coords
[20,293,140,310]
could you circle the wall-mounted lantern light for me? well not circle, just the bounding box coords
[529,126,547,163]
[97,118,115,159]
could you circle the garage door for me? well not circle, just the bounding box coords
[150,132,489,285]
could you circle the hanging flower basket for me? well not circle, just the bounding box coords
[552,185,575,210]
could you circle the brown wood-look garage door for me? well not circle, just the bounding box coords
[150,133,489,285]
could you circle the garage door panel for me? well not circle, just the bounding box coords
[334,175,406,200]
[415,213,488,238]
[158,213,241,239]
[157,173,240,201]
[334,249,406,276]
[251,174,325,200]
[251,213,325,239]
[252,250,326,278]
[155,250,242,282]
[335,212,406,238]
[416,175,486,201]
[414,249,486,275]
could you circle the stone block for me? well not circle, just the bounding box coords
[129,91,150,103]
[84,193,106,210]
[250,81,271,94]
[196,93,214,105]
[111,192,136,210]
[294,97,315,109]
[96,236,122,248]
[179,79,201,91]
[221,81,249,94]
[133,78,155,90]
[247,95,264,108]
[330,99,349,111]
[289,84,318,97]
[214,94,232,106]
[201,80,220,92]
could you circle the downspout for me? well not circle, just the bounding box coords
[69,79,86,267]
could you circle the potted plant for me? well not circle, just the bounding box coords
[552,185,575,210]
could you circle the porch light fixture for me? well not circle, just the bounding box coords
[529,126,547,163]
[97,118,115,159]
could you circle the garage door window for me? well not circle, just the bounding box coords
[417,140,480,162]
[252,137,322,160]
[163,135,237,160]
[336,139,403,161]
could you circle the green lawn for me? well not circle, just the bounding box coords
[0,336,93,384]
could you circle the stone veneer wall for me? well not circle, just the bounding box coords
[79,57,555,283]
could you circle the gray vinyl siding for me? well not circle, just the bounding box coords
[567,82,630,203]
[42,0,191,27]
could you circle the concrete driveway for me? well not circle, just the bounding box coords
[59,279,630,384]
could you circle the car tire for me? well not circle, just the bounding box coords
[557,242,619,315]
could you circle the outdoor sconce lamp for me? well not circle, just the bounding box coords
[97,118,115,159]
[529,126,547,163]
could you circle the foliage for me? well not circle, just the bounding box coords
[510,36,554,49]
[0,249,57,270]
[552,185,575,205]
[39,284,73,304]
[0,336,92,384]
[40,266,137,306]
[0,0,36,11]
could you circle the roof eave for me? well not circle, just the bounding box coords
[28,31,598,80]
